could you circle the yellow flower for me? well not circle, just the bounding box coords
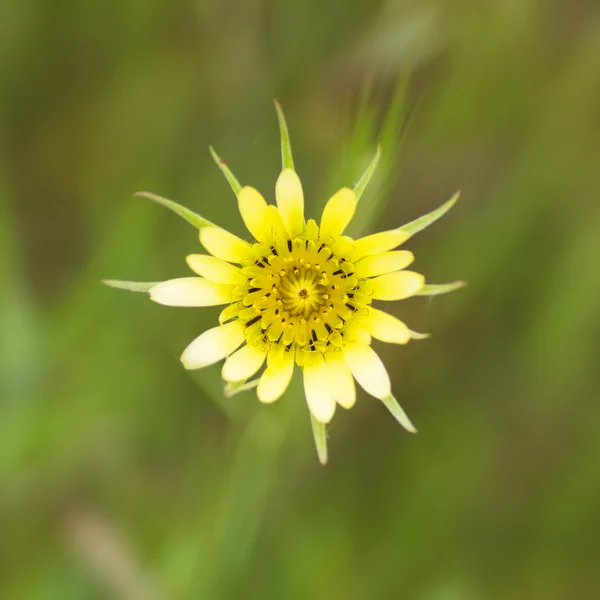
[104,101,464,464]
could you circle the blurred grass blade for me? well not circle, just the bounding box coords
[135,191,215,230]
[381,395,417,433]
[209,146,242,196]
[224,379,259,397]
[310,414,328,465]
[353,145,381,203]
[274,99,294,171]
[101,279,158,293]
[206,411,286,596]
[400,192,460,238]
[417,281,466,296]
[0,176,42,403]
[330,76,409,237]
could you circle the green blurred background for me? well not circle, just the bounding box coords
[2,0,600,598]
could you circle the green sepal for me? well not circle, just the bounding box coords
[209,146,242,196]
[380,395,417,433]
[400,191,460,238]
[224,379,259,398]
[274,99,294,171]
[310,414,328,466]
[417,281,466,296]
[135,191,215,230]
[353,144,381,203]
[101,279,158,293]
[408,329,430,340]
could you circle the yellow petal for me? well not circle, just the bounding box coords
[371,271,425,301]
[351,229,410,260]
[238,186,268,242]
[303,356,336,423]
[199,227,253,264]
[343,344,391,400]
[186,254,245,284]
[219,302,241,324]
[222,343,267,382]
[364,308,410,344]
[354,250,414,278]
[264,205,288,246]
[149,278,233,306]
[325,351,356,409]
[275,169,304,237]
[319,188,357,241]
[257,346,295,404]
[304,219,319,240]
[180,320,245,370]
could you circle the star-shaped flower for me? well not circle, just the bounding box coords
[104,101,463,464]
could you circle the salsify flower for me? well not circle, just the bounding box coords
[104,101,463,464]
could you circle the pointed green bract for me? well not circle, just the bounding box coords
[101,279,159,293]
[381,395,417,433]
[400,191,460,238]
[310,414,328,465]
[135,191,215,230]
[417,281,467,296]
[224,378,260,397]
[209,146,242,196]
[353,144,381,203]
[274,99,294,171]
[408,329,430,340]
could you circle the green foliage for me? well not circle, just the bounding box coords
[2,0,600,598]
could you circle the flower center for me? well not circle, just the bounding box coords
[279,267,326,317]
[227,230,374,363]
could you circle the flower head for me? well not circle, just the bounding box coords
[104,101,463,464]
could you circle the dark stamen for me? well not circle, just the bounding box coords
[247,287,260,293]
[245,315,261,327]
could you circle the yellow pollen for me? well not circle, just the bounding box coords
[279,270,286,276]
